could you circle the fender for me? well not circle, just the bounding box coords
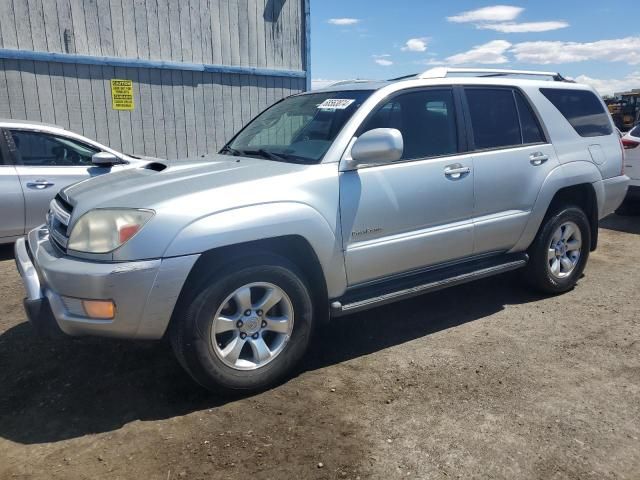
[163,202,348,298]
[511,161,602,252]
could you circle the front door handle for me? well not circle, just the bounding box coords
[529,152,549,166]
[26,179,55,190]
[444,164,471,179]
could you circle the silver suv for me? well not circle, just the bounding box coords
[15,68,629,394]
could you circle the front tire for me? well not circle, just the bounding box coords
[525,206,591,294]
[170,254,314,395]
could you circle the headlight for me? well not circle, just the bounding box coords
[67,209,154,253]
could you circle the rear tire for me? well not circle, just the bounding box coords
[170,253,314,395]
[525,206,591,294]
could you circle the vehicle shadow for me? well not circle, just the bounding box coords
[0,272,545,445]
[0,243,15,261]
[600,211,640,235]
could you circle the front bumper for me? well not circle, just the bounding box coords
[15,226,199,339]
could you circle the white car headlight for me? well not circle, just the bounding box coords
[67,209,154,254]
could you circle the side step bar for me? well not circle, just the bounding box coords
[331,253,528,317]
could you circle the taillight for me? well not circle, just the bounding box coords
[619,136,626,175]
[622,138,640,149]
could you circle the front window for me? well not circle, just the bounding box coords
[10,130,100,166]
[359,89,459,160]
[223,90,373,163]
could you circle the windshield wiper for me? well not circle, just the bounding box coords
[240,148,290,162]
[220,145,242,156]
[222,146,309,163]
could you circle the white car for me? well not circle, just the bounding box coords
[622,125,640,200]
[0,120,150,244]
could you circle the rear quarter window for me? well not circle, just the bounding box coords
[630,125,640,138]
[540,88,613,137]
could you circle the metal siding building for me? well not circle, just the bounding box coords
[0,0,310,159]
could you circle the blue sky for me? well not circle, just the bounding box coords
[310,1,640,95]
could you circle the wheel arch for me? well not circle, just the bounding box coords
[545,183,599,251]
[512,161,602,252]
[163,202,346,295]
[168,235,332,336]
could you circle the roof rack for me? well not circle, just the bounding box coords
[387,74,419,81]
[327,79,375,87]
[417,67,572,82]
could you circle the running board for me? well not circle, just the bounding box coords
[331,253,528,317]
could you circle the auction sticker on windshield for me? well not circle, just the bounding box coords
[317,99,355,110]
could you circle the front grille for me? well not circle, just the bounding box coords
[48,195,73,252]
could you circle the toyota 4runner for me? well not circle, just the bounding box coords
[15,68,629,394]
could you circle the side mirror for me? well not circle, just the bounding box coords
[92,152,119,167]
[341,128,403,171]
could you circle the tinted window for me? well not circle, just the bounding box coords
[630,125,640,138]
[540,88,612,137]
[466,88,521,149]
[361,89,458,160]
[515,90,545,144]
[10,131,99,166]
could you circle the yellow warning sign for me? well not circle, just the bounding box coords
[110,79,134,110]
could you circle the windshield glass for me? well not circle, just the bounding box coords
[223,90,373,163]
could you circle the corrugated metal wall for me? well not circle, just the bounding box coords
[0,0,309,159]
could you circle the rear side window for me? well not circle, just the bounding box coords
[540,88,612,137]
[466,88,521,149]
[514,90,545,144]
[630,125,640,138]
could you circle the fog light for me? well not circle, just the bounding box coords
[82,299,116,319]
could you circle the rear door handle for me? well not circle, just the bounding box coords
[26,180,55,190]
[529,152,549,166]
[444,164,471,179]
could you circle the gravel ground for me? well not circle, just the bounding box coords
[0,214,639,480]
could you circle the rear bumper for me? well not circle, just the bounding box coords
[597,175,629,218]
[15,226,199,339]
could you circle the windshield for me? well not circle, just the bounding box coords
[222,90,373,163]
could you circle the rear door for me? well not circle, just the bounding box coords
[0,129,25,239]
[464,87,558,254]
[8,130,104,231]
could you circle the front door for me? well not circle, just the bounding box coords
[7,130,104,231]
[340,88,475,286]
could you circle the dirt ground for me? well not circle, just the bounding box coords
[0,214,639,480]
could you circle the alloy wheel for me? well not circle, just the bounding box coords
[547,221,582,279]
[211,282,294,370]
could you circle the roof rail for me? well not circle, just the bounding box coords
[417,67,571,82]
[327,79,375,87]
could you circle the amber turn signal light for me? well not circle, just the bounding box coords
[82,299,116,319]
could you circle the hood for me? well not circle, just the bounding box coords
[61,154,313,218]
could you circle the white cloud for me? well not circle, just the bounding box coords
[511,36,640,65]
[575,72,640,96]
[478,20,569,33]
[373,54,393,66]
[448,5,567,34]
[327,18,360,26]
[447,5,523,23]
[444,40,512,65]
[402,37,428,52]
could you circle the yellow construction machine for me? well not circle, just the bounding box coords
[606,90,640,131]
